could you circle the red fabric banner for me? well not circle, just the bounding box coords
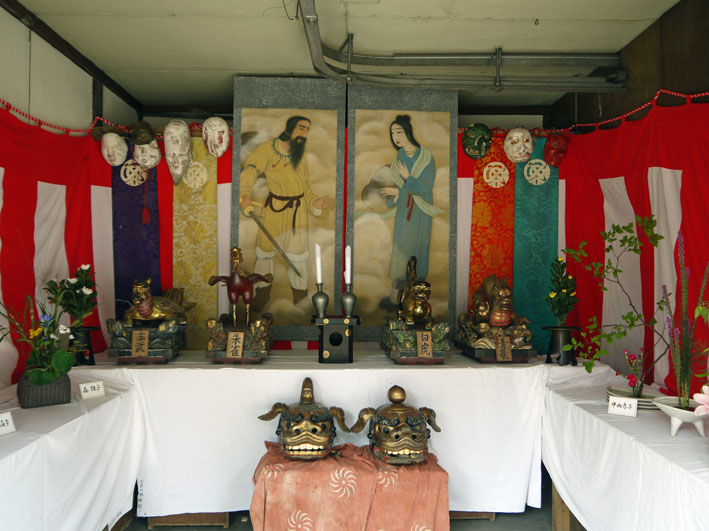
[467,134,516,306]
[0,108,107,381]
[561,102,709,394]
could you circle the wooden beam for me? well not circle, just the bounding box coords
[141,104,233,118]
[459,104,552,116]
[0,0,142,113]
[92,78,103,125]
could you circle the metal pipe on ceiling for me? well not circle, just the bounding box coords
[299,0,625,94]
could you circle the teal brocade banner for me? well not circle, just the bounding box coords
[512,137,558,353]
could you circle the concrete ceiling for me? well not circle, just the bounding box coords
[16,0,680,109]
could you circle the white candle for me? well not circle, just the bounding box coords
[315,244,322,284]
[344,245,351,284]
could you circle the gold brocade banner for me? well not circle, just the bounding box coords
[468,136,516,308]
[172,139,218,349]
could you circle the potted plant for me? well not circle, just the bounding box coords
[45,264,98,365]
[542,256,579,365]
[0,293,75,408]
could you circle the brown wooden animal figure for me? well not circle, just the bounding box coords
[208,247,272,327]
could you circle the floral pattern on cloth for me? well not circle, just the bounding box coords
[468,135,516,309]
[329,467,358,498]
[250,442,450,531]
[376,465,399,488]
[172,138,218,348]
[362,446,449,531]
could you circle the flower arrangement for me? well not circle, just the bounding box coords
[0,264,97,386]
[45,264,97,326]
[0,296,74,386]
[546,256,577,326]
[566,217,708,408]
[660,233,709,409]
[624,348,645,397]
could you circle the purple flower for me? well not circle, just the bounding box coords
[677,232,685,261]
[39,314,51,324]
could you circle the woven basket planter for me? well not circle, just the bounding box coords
[17,372,71,409]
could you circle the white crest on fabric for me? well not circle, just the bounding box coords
[483,161,509,188]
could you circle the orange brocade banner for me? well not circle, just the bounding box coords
[467,135,516,308]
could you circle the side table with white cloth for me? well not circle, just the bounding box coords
[78,348,610,518]
[542,371,709,530]
[0,370,145,531]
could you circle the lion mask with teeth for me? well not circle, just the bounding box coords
[349,385,440,465]
[258,377,349,460]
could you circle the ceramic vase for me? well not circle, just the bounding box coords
[71,326,97,366]
[542,325,580,365]
[653,396,709,437]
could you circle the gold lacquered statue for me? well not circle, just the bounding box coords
[258,377,350,460]
[397,256,434,330]
[349,385,440,465]
[457,274,532,350]
[123,279,187,326]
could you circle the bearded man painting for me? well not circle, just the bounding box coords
[240,115,335,307]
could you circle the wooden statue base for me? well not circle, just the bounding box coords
[213,356,263,364]
[146,512,229,529]
[383,344,445,365]
[117,356,169,365]
[456,341,533,363]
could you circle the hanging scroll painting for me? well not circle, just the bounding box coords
[351,108,454,334]
[237,107,338,327]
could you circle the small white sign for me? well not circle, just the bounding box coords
[608,396,638,417]
[0,411,16,435]
[80,381,106,400]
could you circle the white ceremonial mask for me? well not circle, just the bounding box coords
[133,139,161,170]
[163,120,192,184]
[101,132,128,166]
[503,127,534,163]
[202,116,230,158]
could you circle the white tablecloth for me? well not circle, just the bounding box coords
[79,349,608,517]
[0,371,145,531]
[542,373,709,531]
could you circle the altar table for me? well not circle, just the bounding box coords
[0,372,145,531]
[542,372,709,531]
[78,348,609,517]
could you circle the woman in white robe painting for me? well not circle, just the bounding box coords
[379,114,444,310]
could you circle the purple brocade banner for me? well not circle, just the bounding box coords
[111,162,161,316]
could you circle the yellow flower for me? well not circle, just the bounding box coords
[557,257,564,262]
[562,289,567,293]
[571,291,577,296]
[568,275,573,279]
[29,327,42,339]
[549,292,557,298]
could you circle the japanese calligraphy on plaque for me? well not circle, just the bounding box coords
[227,331,245,358]
[495,335,512,362]
[417,331,433,358]
[131,329,150,357]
